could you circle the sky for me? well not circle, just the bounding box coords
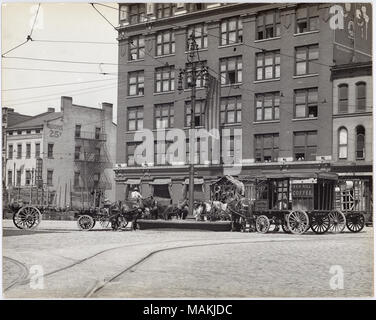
[1,2,119,121]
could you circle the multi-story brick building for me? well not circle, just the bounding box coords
[114,3,372,209]
[5,97,117,207]
[331,61,372,220]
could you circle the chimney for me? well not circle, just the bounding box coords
[47,107,55,113]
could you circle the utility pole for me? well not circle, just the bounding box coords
[178,34,209,216]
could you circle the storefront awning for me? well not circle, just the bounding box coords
[150,178,172,185]
[184,178,204,185]
[124,179,141,185]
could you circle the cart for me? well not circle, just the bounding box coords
[251,172,364,234]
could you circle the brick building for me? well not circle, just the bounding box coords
[114,3,372,209]
[331,61,372,220]
[5,97,117,207]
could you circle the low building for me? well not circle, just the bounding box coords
[331,62,373,221]
[5,97,117,208]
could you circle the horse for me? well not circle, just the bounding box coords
[163,199,189,220]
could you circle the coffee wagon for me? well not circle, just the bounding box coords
[252,172,365,234]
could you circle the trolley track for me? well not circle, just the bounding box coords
[84,234,369,297]
[4,232,369,295]
[3,256,29,292]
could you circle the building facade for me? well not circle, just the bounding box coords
[114,3,372,210]
[5,97,117,207]
[331,62,373,220]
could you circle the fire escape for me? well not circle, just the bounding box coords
[73,110,112,206]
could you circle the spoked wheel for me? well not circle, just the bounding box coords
[328,210,346,233]
[13,206,42,230]
[255,215,270,234]
[346,213,365,233]
[310,214,331,234]
[99,215,111,229]
[287,210,309,234]
[77,215,95,231]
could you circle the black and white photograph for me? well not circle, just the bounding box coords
[1,1,374,301]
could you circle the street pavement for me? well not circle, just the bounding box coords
[2,219,374,298]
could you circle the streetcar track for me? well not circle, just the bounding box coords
[3,256,29,292]
[85,235,369,297]
[4,232,369,295]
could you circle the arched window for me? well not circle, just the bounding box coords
[338,127,348,159]
[356,82,366,111]
[338,84,348,113]
[356,125,365,159]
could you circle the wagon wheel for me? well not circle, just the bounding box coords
[255,215,270,234]
[13,206,42,230]
[346,213,365,233]
[310,214,331,234]
[77,215,95,231]
[328,210,346,233]
[287,210,309,234]
[99,215,111,229]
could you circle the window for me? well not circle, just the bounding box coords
[94,148,101,162]
[155,140,173,165]
[95,127,101,140]
[17,144,22,159]
[338,84,348,113]
[185,100,205,127]
[74,172,80,187]
[119,4,127,21]
[256,10,281,40]
[256,50,280,80]
[153,184,171,199]
[156,3,176,18]
[129,35,145,61]
[16,170,21,186]
[255,92,280,121]
[156,30,175,56]
[128,70,144,96]
[36,129,41,134]
[75,124,81,138]
[220,96,242,124]
[296,4,319,34]
[74,146,81,160]
[155,65,175,92]
[186,138,201,164]
[155,103,174,129]
[338,127,348,159]
[295,44,319,75]
[186,3,206,12]
[47,144,54,158]
[127,106,144,131]
[294,88,318,118]
[293,131,317,161]
[129,3,145,24]
[25,170,31,186]
[127,142,141,166]
[356,82,366,111]
[26,130,31,134]
[47,170,53,186]
[187,24,208,49]
[8,131,13,136]
[26,143,31,159]
[356,126,365,159]
[17,130,22,135]
[185,61,207,88]
[255,133,279,162]
[220,56,242,85]
[221,133,242,162]
[7,170,12,186]
[35,143,40,158]
[8,144,13,159]
[220,17,243,46]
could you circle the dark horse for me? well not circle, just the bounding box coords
[162,199,189,220]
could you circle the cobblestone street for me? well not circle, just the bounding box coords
[2,220,374,298]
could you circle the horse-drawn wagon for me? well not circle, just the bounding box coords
[250,172,365,234]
